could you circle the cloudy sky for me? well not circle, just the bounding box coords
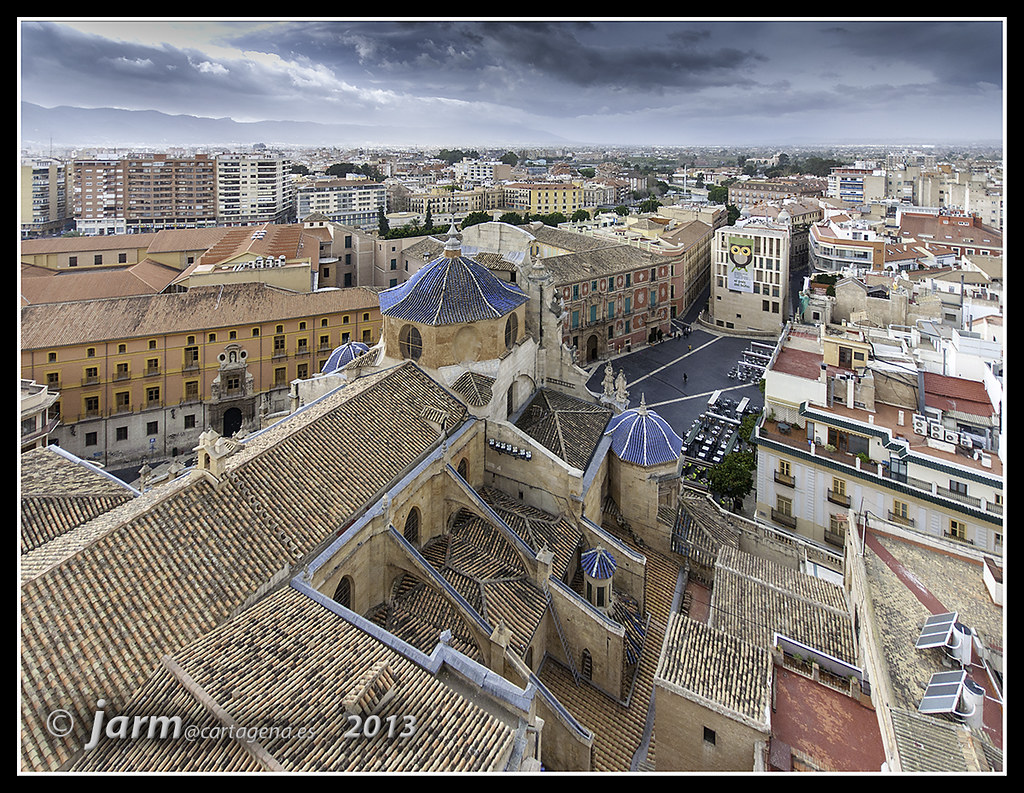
[19,18,1005,146]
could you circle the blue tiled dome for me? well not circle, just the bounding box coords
[321,341,370,374]
[604,396,684,466]
[580,546,616,580]
[379,226,528,325]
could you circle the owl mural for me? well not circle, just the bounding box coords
[729,237,753,269]
[726,235,755,293]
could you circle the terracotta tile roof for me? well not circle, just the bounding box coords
[480,487,582,582]
[450,371,496,407]
[71,587,519,772]
[543,244,660,286]
[20,282,380,349]
[657,613,772,727]
[922,372,995,418]
[19,447,136,557]
[21,233,161,255]
[368,573,485,663]
[710,546,856,665]
[514,389,612,472]
[19,260,183,305]
[20,363,467,772]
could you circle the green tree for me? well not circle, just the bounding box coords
[424,203,432,230]
[460,211,492,229]
[640,197,662,213]
[738,410,762,444]
[707,451,755,509]
[377,206,389,237]
[499,211,527,225]
[571,209,591,222]
[707,185,728,204]
[500,151,519,167]
[614,205,630,216]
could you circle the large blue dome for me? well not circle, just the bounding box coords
[604,396,684,466]
[378,226,528,326]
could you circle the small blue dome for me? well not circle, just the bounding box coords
[605,396,684,466]
[378,226,528,325]
[321,341,370,374]
[581,546,616,580]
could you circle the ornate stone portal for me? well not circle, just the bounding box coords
[208,342,257,437]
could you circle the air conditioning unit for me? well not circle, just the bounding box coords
[944,429,959,444]
[913,419,928,435]
[930,423,944,439]
[959,434,973,448]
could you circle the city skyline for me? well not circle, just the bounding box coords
[19,17,1005,149]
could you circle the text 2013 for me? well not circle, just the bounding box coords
[344,713,417,739]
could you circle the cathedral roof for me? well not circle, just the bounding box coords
[320,340,370,374]
[604,395,683,467]
[378,226,528,326]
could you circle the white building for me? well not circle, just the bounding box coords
[295,178,387,229]
[216,153,293,226]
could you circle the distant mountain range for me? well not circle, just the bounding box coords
[20,102,569,150]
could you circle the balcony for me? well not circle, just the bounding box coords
[888,510,915,528]
[771,509,797,529]
[827,489,851,507]
[773,470,795,487]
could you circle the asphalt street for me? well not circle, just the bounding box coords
[585,323,766,441]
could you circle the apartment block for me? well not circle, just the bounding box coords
[504,182,583,216]
[294,178,386,228]
[450,157,512,184]
[122,153,218,233]
[71,157,127,236]
[709,219,792,335]
[728,177,824,210]
[827,167,887,207]
[21,158,68,238]
[753,323,1003,555]
[216,153,293,226]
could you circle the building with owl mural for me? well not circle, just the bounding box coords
[709,216,793,336]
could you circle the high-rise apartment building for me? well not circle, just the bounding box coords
[21,158,68,238]
[216,153,293,226]
[71,157,128,236]
[122,153,218,233]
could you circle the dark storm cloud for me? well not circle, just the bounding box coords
[227,20,769,101]
[19,18,1004,145]
[816,20,1003,87]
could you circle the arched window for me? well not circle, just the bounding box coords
[404,507,420,544]
[399,324,422,361]
[504,312,518,349]
[333,575,353,609]
[457,457,468,480]
[581,648,593,681]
